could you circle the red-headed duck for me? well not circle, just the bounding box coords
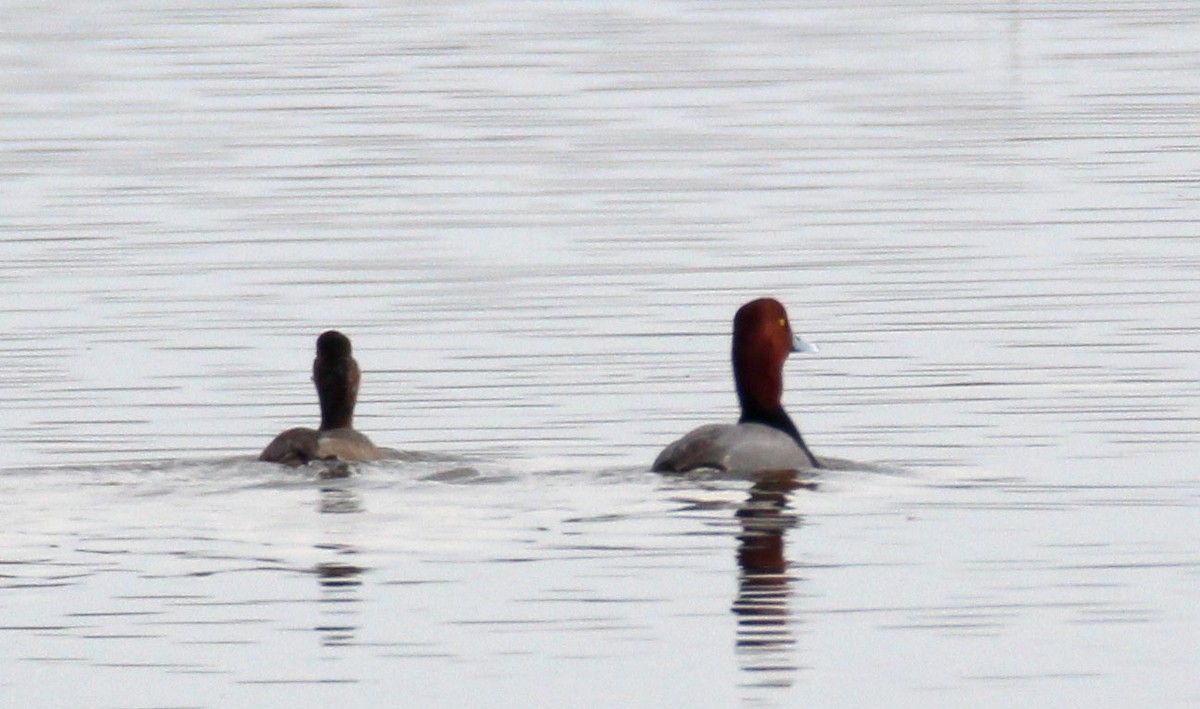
[653,298,821,473]
[259,330,384,466]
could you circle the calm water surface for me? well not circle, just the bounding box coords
[2,1,1199,707]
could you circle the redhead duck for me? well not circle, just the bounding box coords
[259,330,384,466]
[653,298,821,473]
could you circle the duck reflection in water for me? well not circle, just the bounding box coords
[312,482,365,647]
[318,472,363,513]
[314,552,365,648]
[732,470,814,688]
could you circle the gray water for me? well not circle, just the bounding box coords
[3,1,1199,707]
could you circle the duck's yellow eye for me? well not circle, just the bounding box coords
[778,318,787,328]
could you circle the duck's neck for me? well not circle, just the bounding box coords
[319,398,354,431]
[315,358,358,431]
[733,341,820,468]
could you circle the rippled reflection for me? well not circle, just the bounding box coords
[318,476,362,514]
[314,479,365,647]
[315,551,364,648]
[732,471,814,688]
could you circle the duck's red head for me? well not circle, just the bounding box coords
[313,330,360,431]
[731,298,818,465]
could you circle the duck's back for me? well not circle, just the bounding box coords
[259,427,320,466]
[317,428,383,462]
[653,422,816,474]
[260,427,382,465]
